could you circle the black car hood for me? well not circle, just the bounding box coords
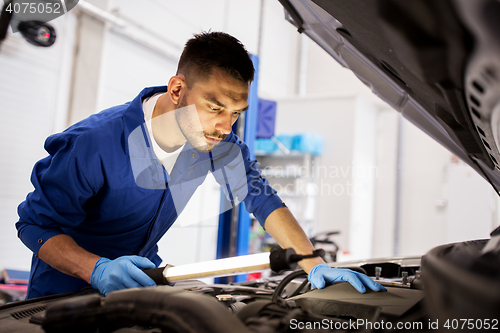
[278,0,500,194]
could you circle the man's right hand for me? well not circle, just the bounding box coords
[308,264,386,293]
[90,255,157,295]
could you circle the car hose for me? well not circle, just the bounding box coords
[271,269,309,303]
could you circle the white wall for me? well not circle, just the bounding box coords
[306,41,373,97]
[275,95,359,253]
[258,0,300,98]
[397,118,450,256]
[96,24,178,110]
[0,13,77,269]
[348,97,377,260]
[372,109,398,258]
[396,117,499,257]
[444,162,498,244]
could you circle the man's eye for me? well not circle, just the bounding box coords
[210,106,221,111]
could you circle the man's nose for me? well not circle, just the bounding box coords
[215,112,234,135]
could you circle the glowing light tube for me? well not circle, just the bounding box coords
[164,252,271,281]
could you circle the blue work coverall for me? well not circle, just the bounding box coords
[16,86,284,299]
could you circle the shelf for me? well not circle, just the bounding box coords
[254,150,319,240]
[255,151,315,158]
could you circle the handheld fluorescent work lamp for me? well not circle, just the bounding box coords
[144,248,324,285]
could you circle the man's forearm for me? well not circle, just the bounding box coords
[264,207,325,273]
[37,234,100,284]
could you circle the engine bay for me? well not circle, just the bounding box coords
[0,257,430,333]
[1,238,499,332]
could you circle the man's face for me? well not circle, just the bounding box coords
[175,68,250,152]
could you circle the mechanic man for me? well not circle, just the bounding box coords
[16,31,386,298]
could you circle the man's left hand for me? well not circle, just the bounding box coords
[308,264,387,293]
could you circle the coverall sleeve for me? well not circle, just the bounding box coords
[16,133,95,255]
[213,135,284,228]
[242,152,285,227]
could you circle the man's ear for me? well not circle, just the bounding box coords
[168,75,186,105]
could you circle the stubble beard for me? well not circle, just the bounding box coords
[175,95,227,153]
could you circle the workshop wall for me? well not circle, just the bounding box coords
[0,13,77,269]
[371,108,398,258]
[275,95,361,258]
[398,117,499,257]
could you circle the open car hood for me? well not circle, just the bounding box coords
[278,0,500,194]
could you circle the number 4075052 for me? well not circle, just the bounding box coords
[5,2,62,14]
[444,319,498,330]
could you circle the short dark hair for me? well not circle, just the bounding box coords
[177,31,255,88]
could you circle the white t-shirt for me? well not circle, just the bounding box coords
[142,93,184,175]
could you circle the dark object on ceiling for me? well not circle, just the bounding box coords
[18,20,56,47]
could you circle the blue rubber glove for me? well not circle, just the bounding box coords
[308,264,387,293]
[90,255,157,295]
